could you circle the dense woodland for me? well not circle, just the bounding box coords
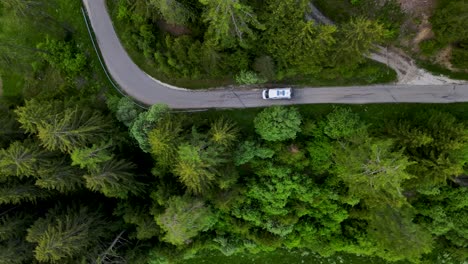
[0,0,468,264]
[111,0,399,86]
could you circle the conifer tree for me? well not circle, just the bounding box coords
[0,179,49,205]
[0,104,23,148]
[83,159,143,199]
[148,118,182,169]
[149,0,194,26]
[0,141,49,179]
[71,141,114,171]
[35,158,85,193]
[0,211,34,264]
[130,104,170,153]
[37,106,113,153]
[14,99,64,134]
[200,0,264,47]
[208,117,239,148]
[155,195,217,246]
[26,205,106,263]
[333,139,413,208]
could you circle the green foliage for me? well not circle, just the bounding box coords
[115,202,160,240]
[386,110,468,188]
[3,1,468,261]
[414,186,468,254]
[0,211,34,264]
[234,140,275,166]
[116,97,143,127]
[334,17,389,66]
[200,0,264,48]
[35,159,85,192]
[130,104,170,153]
[254,106,302,141]
[148,117,182,169]
[0,105,22,148]
[70,142,114,170]
[83,159,143,199]
[431,1,468,45]
[14,99,64,134]
[36,38,87,77]
[306,137,333,174]
[261,0,338,77]
[333,139,413,208]
[26,205,106,263]
[0,141,48,179]
[451,46,468,69]
[155,195,217,246]
[0,179,49,205]
[235,71,267,85]
[148,0,194,26]
[367,206,433,263]
[173,143,219,195]
[419,39,444,56]
[208,117,239,148]
[323,107,366,140]
[253,55,276,80]
[36,106,113,153]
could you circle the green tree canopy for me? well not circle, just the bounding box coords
[37,107,113,153]
[26,205,106,263]
[431,1,468,44]
[83,158,143,199]
[333,139,413,208]
[130,104,170,153]
[200,0,264,48]
[70,141,114,171]
[155,195,217,246]
[254,106,302,142]
[148,0,194,26]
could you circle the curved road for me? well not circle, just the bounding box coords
[83,0,468,109]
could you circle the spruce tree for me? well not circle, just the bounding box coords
[0,140,49,179]
[0,178,49,205]
[37,107,113,153]
[83,159,143,199]
[26,205,106,263]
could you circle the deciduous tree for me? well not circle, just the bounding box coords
[254,106,302,141]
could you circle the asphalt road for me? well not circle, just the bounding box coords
[82,0,468,109]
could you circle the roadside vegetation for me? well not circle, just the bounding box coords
[108,0,396,88]
[0,1,467,264]
[312,0,468,79]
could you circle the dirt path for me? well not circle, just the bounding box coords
[307,3,466,85]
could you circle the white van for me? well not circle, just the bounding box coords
[262,88,293,100]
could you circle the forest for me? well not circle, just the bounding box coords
[0,0,467,264]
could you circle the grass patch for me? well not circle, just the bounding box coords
[1,72,24,97]
[416,60,468,81]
